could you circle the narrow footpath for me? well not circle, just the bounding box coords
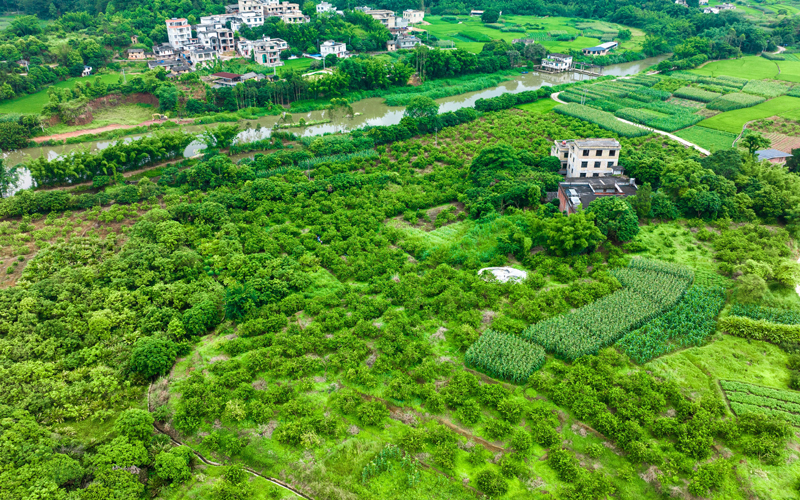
[550,92,711,155]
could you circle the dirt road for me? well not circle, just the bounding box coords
[32,118,196,144]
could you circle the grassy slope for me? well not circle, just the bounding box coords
[698,95,800,133]
[0,72,121,114]
[672,125,737,152]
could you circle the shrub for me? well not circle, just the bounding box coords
[129,337,179,379]
[114,409,155,443]
[475,469,508,496]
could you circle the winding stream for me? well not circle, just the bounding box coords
[4,55,669,192]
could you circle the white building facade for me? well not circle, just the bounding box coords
[403,9,424,23]
[320,40,347,58]
[166,18,192,48]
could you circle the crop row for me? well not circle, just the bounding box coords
[730,303,800,325]
[521,260,692,361]
[615,107,703,132]
[706,93,766,111]
[742,80,793,98]
[299,149,378,168]
[673,87,722,103]
[729,401,800,426]
[720,380,800,405]
[726,390,800,414]
[625,75,661,87]
[465,329,545,383]
[670,72,747,89]
[617,285,726,364]
[554,104,650,137]
[628,256,695,281]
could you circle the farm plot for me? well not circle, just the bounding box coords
[617,285,726,364]
[689,56,780,80]
[698,96,800,134]
[721,380,800,426]
[673,87,722,103]
[673,126,737,152]
[615,106,703,132]
[730,303,800,325]
[742,79,793,98]
[465,329,545,383]
[554,104,650,137]
[707,93,766,111]
[521,259,693,361]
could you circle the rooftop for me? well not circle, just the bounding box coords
[548,53,571,59]
[560,177,636,209]
[574,138,621,148]
[756,149,793,160]
[211,72,242,79]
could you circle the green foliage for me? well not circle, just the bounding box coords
[464,329,545,383]
[586,196,639,242]
[722,380,800,426]
[154,446,193,483]
[114,409,154,443]
[617,285,726,364]
[129,337,178,379]
[742,79,792,98]
[475,469,508,496]
[673,87,721,102]
[730,303,800,325]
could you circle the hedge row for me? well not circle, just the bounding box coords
[718,316,800,343]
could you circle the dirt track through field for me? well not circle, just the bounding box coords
[32,118,195,143]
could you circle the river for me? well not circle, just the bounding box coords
[5,54,669,192]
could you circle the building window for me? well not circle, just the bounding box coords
[563,153,568,158]
[609,150,616,157]
[579,173,586,178]
[594,161,601,168]
[583,150,589,156]
[581,161,588,168]
[596,150,603,156]
[593,173,599,177]
[608,161,615,168]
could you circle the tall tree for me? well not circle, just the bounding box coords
[741,132,771,156]
[0,154,19,198]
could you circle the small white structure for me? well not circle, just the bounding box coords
[699,0,708,4]
[478,267,528,283]
[320,40,347,58]
[82,65,93,77]
[317,1,335,13]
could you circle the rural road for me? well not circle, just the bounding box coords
[550,92,711,155]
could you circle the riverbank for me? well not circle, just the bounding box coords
[4,54,671,192]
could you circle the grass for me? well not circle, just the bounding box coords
[418,15,641,54]
[0,72,121,115]
[672,125,737,152]
[689,56,780,80]
[516,99,558,113]
[698,95,800,134]
[280,57,314,75]
[41,103,156,134]
[776,59,800,83]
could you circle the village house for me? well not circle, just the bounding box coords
[387,35,421,51]
[756,149,794,165]
[365,9,395,28]
[196,22,235,54]
[557,177,638,214]
[153,44,176,60]
[243,37,288,67]
[166,18,192,48]
[321,40,348,58]
[189,47,219,66]
[403,9,424,24]
[551,138,623,178]
[126,48,146,60]
[317,1,335,13]
[541,53,572,71]
[582,41,618,56]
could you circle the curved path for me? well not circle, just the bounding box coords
[550,92,710,155]
[147,383,313,500]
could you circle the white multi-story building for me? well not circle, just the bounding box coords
[317,1,335,13]
[403,9,424,24]
[200,12,265,31]
[264,1,309,22]
[188,46,219,66]
[365,9,395,28]
[238,36,288,66]
[321,40,347,58]
[166,18,192,48]
[196,23,235,54]
[541,53,572,71]
[551,139,622,178]
[239,0,267,14]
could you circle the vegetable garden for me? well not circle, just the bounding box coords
[721,380,800,426]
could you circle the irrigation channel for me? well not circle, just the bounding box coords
[5,55,669,193]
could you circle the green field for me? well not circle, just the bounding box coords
[672,125,737,152]
[516,99,559,113]
[698,95,800,133]
[279,57,314,75]
[0,72,122,115]
[690,56,780,80]
[418,15,641,54]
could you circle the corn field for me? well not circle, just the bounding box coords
[465,329,545,383]
[520,259,693,361]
